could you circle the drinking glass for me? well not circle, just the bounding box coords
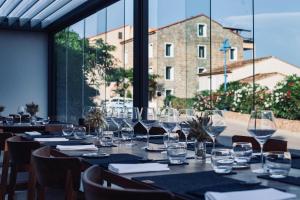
[211,149,234,174]
[167,142,187,164]
[160,107,179,146]
[232,142,253,168]
[73,126,86,139]
[121,107,140,146]
[265,151,291,178]
[247,110,277,173]
[100,131,114,147]
[62,124,74,137]
[202,110,226,149]
[17,106,25,124]
[179,109,194,146]
[111,107,125,144]
[163,132,179,148]
[139,107,158,149]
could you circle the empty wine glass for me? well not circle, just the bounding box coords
[121,107,139,146]
[202,110,226,150]
[179,109,195,146]
[62,124,74,137]
[160,107,179,147]
[110,107,125,144]
[139,107,158,149]
[248,110,277,173]
[17,106,25,124]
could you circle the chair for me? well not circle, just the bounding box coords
[232,135,287,152]
[45,124,64,133]
[4,136,40,200]
[83,165,174,200]
[31,146,82,200]
[134,122,165,135]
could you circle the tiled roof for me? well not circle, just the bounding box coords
[239,72,285,83]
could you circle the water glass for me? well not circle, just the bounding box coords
[232,142,253,168]
[6,117,14,125]
[163,132,179,148]
[211,149,234,174]
[73,126,86,139]
[265,151,291,178]
[167,142,187,164]
[100,131,114,147]
[62,124,74,137]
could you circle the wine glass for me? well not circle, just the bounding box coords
[202,110,226,149]
[62,124,74,137]
[160,108,179,147]
[111,107,125,144]
[17,106,25,124]
[121,107,139,146]
[179,109,195,146]
[247,110,277,173]
[139,107,158,149]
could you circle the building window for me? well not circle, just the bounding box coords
[149,43,153,58]
[165,66,174,80]
[198,45,206,59]
[230,47,237,61]
[165,89,174,97]
[197,23,207,37]
[165,43,174,57]
[118,32,123,39]
[149,66,153,74]
[197,67,207,74]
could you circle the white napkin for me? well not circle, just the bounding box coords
[34,138,69,142]
[205,188,297,200]
[25,131,42,136]
[108,163,170,174]
[56,145,98,151]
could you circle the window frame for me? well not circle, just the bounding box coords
[164,42,174,57]
[165,66,174,81]
[197,45,207,59]
[197,23,207,37]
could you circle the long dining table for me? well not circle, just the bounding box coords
[23,133,300,200]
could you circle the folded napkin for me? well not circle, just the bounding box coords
[108,163,170,174]
[56,145,98,151]
[25,131,42,136]
[34,137,69,142]
[205,188,296,200]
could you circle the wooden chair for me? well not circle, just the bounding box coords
[31,146,82,200]
[232,135,287,152]
[83,165,174,200]
[4,136,40,200]
[0,132,13,200]
[134,122,165,135]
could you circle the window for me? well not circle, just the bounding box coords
[149,43,153,58]
[197,23,207,37]
[149,66,153,74]
[165,43,174,57]
[230,47,237,61]
[165,66,174,80]
[165,89,174,97]
[118,32,122,39]
[197,67,207,74]
[198,45,206,59]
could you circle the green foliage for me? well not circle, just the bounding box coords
[272,75,300,120]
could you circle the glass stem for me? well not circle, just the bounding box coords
[260,143,264,168]
[185,135,188,146]
[146,129,149,148]
[212,137,216,149]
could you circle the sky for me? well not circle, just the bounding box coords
[70,0,300,67]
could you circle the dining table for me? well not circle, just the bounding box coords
[22,132,300,200]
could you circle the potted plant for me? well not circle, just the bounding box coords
[85,107,105,136]
[26,102,39,122]
[188,114,210,161]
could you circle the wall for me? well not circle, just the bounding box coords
[0,30,48,117]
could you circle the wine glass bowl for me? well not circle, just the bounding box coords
[139,107,158,149]
[202,110,226,149]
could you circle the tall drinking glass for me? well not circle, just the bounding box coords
[160,108,179,147]
[247,110,277,173]
[111,107,125,144]
[121,107,140,146]
[139,107,157,149]
[202,110,226,149]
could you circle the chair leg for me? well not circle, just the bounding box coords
[8,165,17,200]
[36,186,45,200]
[0,151,10,200]
[27,166,36,200]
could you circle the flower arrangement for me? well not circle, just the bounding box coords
[26,102,39,116]
[85,107,105,128]
[188,114,211,142]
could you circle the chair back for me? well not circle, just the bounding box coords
[7,136,40,165]
[134,122,165,135]
[232,135,287,152]
[83,165,174,200]
[31,146,81,191]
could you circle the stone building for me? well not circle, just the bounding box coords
[89,14,252,107]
